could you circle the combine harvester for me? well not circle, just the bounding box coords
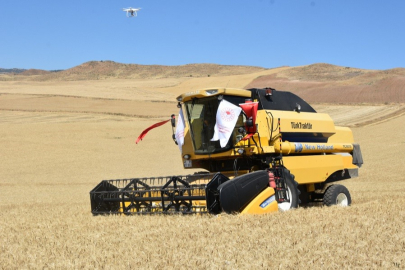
[90,88,363,215]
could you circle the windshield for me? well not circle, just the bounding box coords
[185,96,244,154]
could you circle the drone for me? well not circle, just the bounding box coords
[123,7,141,17]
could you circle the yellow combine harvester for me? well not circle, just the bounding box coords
[90,88,363,215]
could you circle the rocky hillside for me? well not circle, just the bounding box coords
[1,61,404,103]
[245,63,405,104]
[5,61,266,81]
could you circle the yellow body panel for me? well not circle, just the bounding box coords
[272,110,336,135]
[328,126,354,143]
[241,187,278,214]
[178,88,251,102]
[283,155,347,184]
[274,141,354,154]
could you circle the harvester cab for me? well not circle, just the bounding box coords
[90,88,363,215]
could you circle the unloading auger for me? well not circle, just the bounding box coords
[90,88,363,215]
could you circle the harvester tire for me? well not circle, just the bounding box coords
[323,184,351,207]
[277,168,300,211]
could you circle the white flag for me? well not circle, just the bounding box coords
[211,100,242,148]
[175,108,185,153]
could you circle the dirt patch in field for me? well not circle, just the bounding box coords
[314,104,405,127]
[0,94,176,119]
[245,64,405,104]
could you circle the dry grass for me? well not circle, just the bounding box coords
[1,110,404,269]
[1,68,405,269]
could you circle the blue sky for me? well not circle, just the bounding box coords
[1,1,404,70]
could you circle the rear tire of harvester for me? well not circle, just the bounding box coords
[323,184,351,207]
[277,168,300,211]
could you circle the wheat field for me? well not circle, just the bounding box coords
[1,77,405,269]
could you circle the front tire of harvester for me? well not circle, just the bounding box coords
[323,184,351,207]
[298,185,310,206]
[277,168,300,211]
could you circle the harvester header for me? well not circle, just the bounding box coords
[90,87,363,215]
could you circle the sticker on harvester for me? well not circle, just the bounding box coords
[294,143,303,153]
[260,195,275,208]
[184,160,192,168]
[211,100,242,148]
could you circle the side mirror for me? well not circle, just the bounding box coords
[245,117,254,127]
[238,127,246,135]
[171,114,176,127]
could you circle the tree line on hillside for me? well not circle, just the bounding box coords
[0,68,63,74]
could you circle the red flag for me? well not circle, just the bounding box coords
[136,119,171,144]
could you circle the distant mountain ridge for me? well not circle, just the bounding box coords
[3,61,404,82]
[55,61,266,80]
[0,61,265,80]
[0,68,27,74]
[1,61,404,103]
[0,68,63,74]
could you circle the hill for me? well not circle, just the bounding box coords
[245,63,405,104]
[19,69,51,76]
[14,61,267,81]
[0,68,26,74]
[1,61,405,104]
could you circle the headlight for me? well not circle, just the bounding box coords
[205,89,218,95]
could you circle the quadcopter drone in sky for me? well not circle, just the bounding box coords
[123,7,141,17]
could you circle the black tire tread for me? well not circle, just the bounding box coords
[281,167,301,208]
[323,184,351,206]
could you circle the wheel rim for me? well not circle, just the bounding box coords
[336,193,348,206]
[278,187,293,211]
